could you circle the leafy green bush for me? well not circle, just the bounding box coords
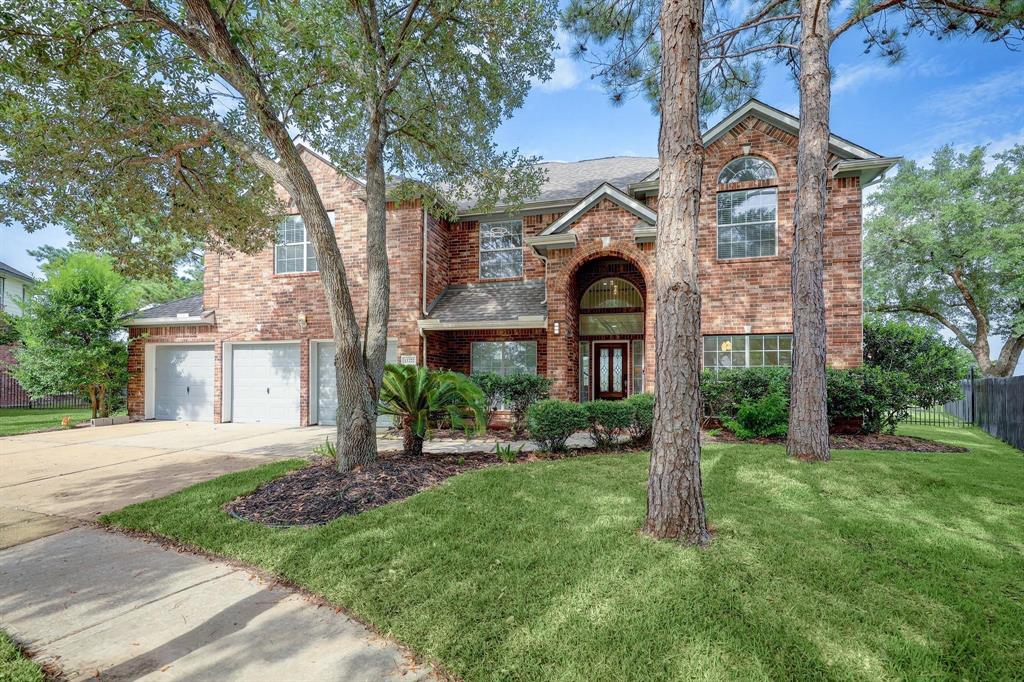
[624,393,654,446]
[502,373,552,434]
[826,366,917,434]
[584,400,634,450]
[0,311,19,346]
[527,399,588,452]
[700,367,790,420]
[722,392,789,439]
[470,373,505,422]
[863,319,969,408]
[471,373,551,434]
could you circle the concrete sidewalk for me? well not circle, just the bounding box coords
[0,528,428,681]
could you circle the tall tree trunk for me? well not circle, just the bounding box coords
[981,334,1024,377]
[88,386,98,419]
[788,0,831,462]
[98,385,107,418]
[642,0,710,546]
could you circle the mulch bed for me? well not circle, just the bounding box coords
[225,452,503,527]
[706,430,967,453]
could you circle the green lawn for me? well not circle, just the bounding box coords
[102,424,1023,681]
[0,631,45,682]
[0,407,95,436]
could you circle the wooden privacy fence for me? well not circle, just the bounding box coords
[941,369,1024,451]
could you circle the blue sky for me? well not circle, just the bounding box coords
[2,27,1021,369]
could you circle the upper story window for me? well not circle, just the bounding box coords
[716,156,778,260]
[479,220,523,279]
[275,213,333,274]
[718,156,777,184]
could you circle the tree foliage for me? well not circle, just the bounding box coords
[11,253,137,418]
[29,244,203,307]
[865,145,1024,376]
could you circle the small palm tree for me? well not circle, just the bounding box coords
[379,365,486,457]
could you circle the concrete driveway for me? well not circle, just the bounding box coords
[0,420,333,548]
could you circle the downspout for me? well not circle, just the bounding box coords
[422,206,428,367]
[531,245,548,305]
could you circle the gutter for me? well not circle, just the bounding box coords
[422,205,429,315]
[124,310,216,327]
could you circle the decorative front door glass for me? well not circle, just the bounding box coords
[594,343,627,399]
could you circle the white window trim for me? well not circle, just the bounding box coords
[716,188,779,261]
[275,212,335,274]
[478,220,523,280]
[703,334,793,370]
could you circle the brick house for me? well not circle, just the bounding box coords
[125,100,898,425]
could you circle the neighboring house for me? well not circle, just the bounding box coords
[0,261,34,316]
[124,99,899,425]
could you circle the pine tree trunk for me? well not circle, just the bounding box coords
[788,0,832,463]
[642,0,710,546]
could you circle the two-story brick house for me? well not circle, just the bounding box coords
[125,99,898,425]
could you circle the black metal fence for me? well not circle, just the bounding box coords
[905,368,1024,450]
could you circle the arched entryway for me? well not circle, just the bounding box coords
[573,257,648,401]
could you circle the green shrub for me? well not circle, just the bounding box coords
[471,372,551,433]
[470,373,505,422]
[527,399,588,452]
[624,393,654,446]
[722,392,789,439]
[700,367,790,420]
[584,400,634,450]
[826,366,917,434]
[502,373,552,434]
[864,319,969,408]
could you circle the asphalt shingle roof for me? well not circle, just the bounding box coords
[131,294,205,320]
[458,156,658,211]
[427,280,546,323]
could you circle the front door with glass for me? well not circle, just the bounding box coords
[593,342,628,400]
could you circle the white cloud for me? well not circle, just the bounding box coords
[535,29,584,93]
[831,56,954,96]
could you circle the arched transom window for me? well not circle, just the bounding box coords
[718,156,777,184]
[581,278,643,310]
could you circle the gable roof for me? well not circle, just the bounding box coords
[539,182,657,236]
[0,261,35,282]
[458,156,658,214]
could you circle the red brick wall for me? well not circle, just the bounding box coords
[425,213,449,309]
[128,149,427,422]
[425,328,548,376]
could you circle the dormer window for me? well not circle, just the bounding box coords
[717,156,778,260]
[718,156,777,184]
[479,220,523,279]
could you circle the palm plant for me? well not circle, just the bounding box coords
[378,365,486,457]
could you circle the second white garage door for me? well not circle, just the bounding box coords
[231,343,301,424]
[317,339,397,426]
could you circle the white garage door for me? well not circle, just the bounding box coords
[154,345,214,421]
[317,340,397,426]
[231,343,301,424]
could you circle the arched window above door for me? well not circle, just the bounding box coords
[581,277,643,310]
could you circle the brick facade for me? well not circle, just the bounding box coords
[127,112,868,424]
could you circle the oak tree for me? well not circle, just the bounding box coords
[865,145,1024,377]
[1,0,555,470]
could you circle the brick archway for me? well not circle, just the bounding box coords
[546,239,656,400]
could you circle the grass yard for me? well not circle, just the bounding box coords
[0,407,95,437]
[0,631,45,682]
[103,424,1024,681]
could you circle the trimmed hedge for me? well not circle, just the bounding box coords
[624,393,654,446]
[526,399,588,452]
[722,392,789,439]
[471,373,551,433]
[583,400,634,449]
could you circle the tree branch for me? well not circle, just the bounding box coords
[872,303,975,349]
